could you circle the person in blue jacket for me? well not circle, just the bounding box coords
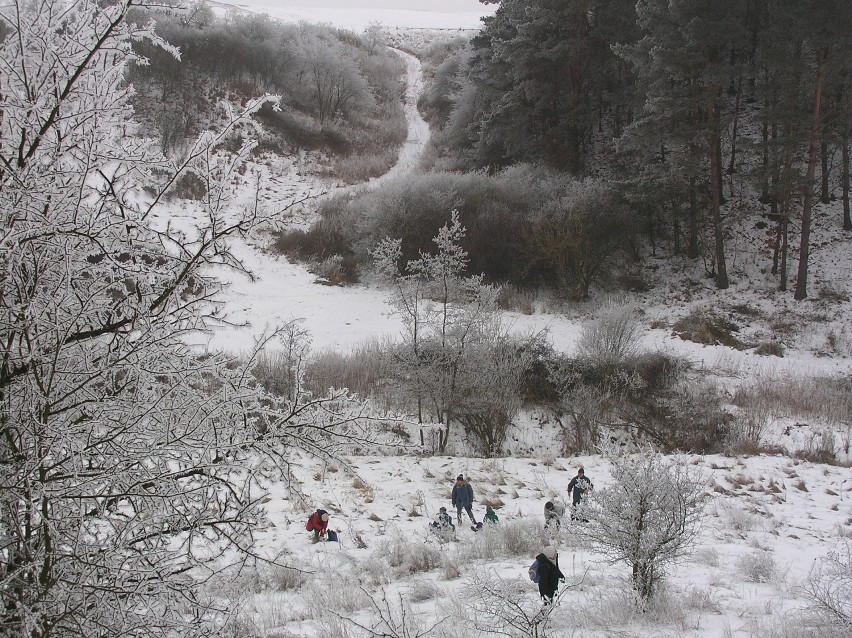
[451,474,477,526]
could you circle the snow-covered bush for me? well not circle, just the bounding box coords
[800,541,852,633]
[581,452,706,601]
[456,518,546,562]
[377,534,443,576]
[575,302,644,365]
[736,550,778,583]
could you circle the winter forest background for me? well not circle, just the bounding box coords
[1,1,850,637]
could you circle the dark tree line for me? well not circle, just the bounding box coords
[421,0,852,297]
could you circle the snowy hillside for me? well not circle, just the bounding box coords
[152,5,852,638]
[228,452,851,638]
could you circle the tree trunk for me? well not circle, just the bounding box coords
[708,105,729,289]
[843,138,851,231]
[728,73,743,175]
[761,118,770,201]
[795,48,827,300]
[771,214,781,275]
[779,205,789,292]
[843,127,851,231]
[770,119,780,218]
[671,196,681,255]
[688,174,699,259]
[821,139,830,203]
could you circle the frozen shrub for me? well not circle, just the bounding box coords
[576,302,643,365]
[672,308,748,349]
[736,551,777,583]
[817,281,850,302]
[166,171,207,200]
[406,579,442,603]
[582,452,705,601]
[377,535,443,575]
[800,541,852,632]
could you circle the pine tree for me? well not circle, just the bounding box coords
[620,0,751,289]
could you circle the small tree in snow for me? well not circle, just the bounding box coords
[580,452,705,601]
[464,570,571,638]
[575,301,644,366]
[373,211,500,452]
[800,541,852,634]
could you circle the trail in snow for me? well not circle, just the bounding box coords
[188,48,426,355]
[181,33,852,383]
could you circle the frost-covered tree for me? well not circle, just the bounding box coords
[464,569,574,638]
[373,211,500,452]
[0,2,371,636]
[580,452,705,601]
[801,541,852,634]
[575,301,643,365]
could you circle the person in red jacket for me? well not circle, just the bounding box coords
[306,509,330,543]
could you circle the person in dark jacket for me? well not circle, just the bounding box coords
[451,475,477,525]
[306,509,330,543]
[566,467,592,519]
[535,545,565,603]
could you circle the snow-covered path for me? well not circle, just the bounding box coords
[189,48,428,355]
[183,19,852,383]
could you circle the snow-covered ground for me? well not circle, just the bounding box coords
[238,452,852,638]
[148,5,851,637]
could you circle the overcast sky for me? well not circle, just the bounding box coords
[231,0,492,12]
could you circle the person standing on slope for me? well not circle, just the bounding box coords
[452,475,477,526]
[566,467,592,519]
[535,545,565,603]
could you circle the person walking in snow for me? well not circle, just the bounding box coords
[452,475,477,526]
[566,467,592,519]
[535,545,565,603]
[544,500,567,530]
[306,508,330,543]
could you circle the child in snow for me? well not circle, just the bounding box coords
[430,506,455,540]
[544,500,566,530]
[484,505,499,525]
[306,509,330,543]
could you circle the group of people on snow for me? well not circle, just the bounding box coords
[307,467,592,605]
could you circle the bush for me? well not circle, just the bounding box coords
[549,350,717,454]
[166,171,207,200]
[376,535,443,576]
[582,452,705,601]
[736,551,777,583]
[817,281,850,302]
[672,307,748,349]
[455,518,546,562]
[575,302,643,365]
[732,374,852,432]
[521,180,638,300]
[754,340,785,357]
[271,222,359,284]
[801,541,852,632]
